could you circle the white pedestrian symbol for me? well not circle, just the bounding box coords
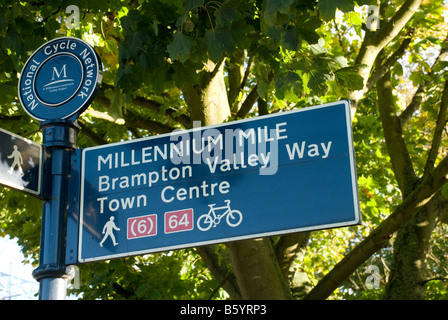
[100,216,120,247]
[8,145,24,177]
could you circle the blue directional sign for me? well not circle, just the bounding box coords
[75,101,360,263]
[0,128,42,196]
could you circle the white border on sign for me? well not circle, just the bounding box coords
[78,100,360,263]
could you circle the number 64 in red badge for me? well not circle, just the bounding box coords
[164,209,194,234]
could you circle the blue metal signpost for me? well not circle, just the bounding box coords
[17,37,102,300]
[73,100,360,264]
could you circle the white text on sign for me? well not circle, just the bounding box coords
[93,120,333,215]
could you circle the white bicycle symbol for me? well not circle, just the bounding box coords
[197,200,243,231]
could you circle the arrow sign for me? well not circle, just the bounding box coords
[0,128,42,196]
[75,101,360,263]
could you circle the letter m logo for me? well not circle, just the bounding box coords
[52,64,67,81]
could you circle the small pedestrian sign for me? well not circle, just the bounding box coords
[0,128,42,196]
[100,216,120,247]
[8,145,24,176]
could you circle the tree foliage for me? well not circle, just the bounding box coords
[1,0,448,299]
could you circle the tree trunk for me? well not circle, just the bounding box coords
[183,58,291,300]
[226,238,293,300]
[383,81,448,299]
[182,59,231,126]
[384,196,439,299]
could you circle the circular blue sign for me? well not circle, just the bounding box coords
[18,37,102,121]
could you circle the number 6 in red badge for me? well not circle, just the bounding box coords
[127,214,157,239]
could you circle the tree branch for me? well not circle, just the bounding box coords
[124,109,177,134]
[258,98,269,116]
[85,108,176,135]
[423,80,448,176]
[78,120,108,145]
[373,0,422,50]
[98,83,191,128]
[366,35,412,91]
[377,68,418,197]
[85,109,125,124]
[235,85,259,118]
[274,232,310,280]
[226,49,246,111]
[304,153,448,300]
[399,37,448,124]
[131,96,191,128]
[183,58,231,126]
[195,246,241,300]
[349,0,422,111]
[421,277,448,285]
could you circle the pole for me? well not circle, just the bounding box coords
[32,120,79,300]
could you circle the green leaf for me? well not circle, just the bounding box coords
[186,0,204,10]
[281,28,299,51]
[309,39,328,55]
[274,71,302,101]
[172,60,200,87]
[318,0,355,21]
[109,87,123,120]
[215,2,242,28]
[231,20,254,50]
[265,0,295,15]
[167,32,193,63]
[205,30,234,63]
[334,66,365,91]
[135,283,149,297]
[345,11,363,26]
[441,184,448,197]
[261,0,292,31]
[410,71,424,86]
[432,60,448,73]
[307,71,331,96]
[303,57,334,96]
[0,80,17,105]
[296,13,322,45]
